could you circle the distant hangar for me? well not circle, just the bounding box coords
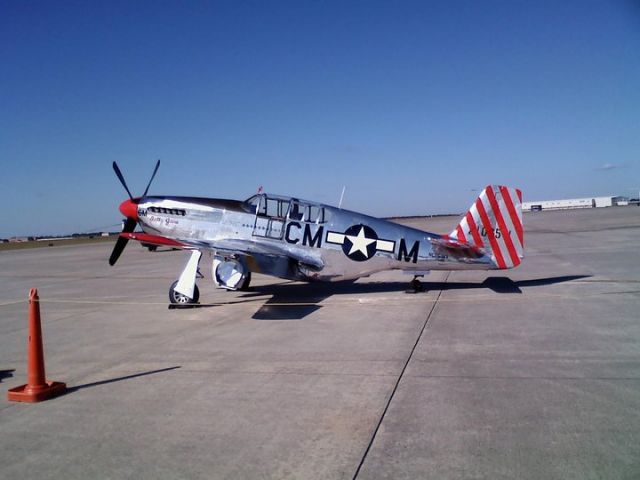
[523,195,632,211]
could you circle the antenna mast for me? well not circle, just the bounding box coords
[338,186,346,209]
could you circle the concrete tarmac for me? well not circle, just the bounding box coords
[1,207,639,479]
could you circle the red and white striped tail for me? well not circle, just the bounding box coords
[449,186,524,269]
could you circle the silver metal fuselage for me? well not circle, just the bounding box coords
[134,194,495,282]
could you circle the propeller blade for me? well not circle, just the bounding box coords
[112,161,134,200]
[108,236,129,266]
[142,159,161,197]
[108,217,137,266]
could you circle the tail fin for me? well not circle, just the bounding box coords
[448,186,524,269]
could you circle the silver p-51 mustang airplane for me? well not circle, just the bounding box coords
[109,161,524,304]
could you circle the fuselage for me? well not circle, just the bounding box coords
[128,193,495,282]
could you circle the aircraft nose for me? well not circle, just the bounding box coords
[119,199,139,220]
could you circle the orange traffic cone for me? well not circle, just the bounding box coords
[7,289,66,402]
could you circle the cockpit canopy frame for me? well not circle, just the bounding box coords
[245,193,330,224]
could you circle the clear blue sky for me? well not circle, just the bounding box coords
[1,1,638,237]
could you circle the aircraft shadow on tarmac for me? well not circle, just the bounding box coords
[0,369,15,383]
[240,275,591,321]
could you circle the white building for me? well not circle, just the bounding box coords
[522,196,613,211]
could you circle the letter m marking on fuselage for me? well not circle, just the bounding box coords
[397,239,419,263]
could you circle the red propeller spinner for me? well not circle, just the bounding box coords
[119,198,139,220]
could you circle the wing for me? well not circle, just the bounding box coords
[120,232,324,271]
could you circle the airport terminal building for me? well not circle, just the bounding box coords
[522,195,631,211]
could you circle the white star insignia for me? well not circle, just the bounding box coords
[346,226,376,256]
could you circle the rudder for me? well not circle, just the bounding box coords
[448,186,524,269]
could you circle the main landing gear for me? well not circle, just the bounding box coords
[212,256,251,291]
[169,250,202,305]
[169,280,200,304]
[168,251,253,306]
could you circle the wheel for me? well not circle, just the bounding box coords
[239,271,252,291]
[169,280,200,304]
[213,257,250,290]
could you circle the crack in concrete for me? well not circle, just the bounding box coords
[352,272,449,479]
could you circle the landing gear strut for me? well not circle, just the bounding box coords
[169,250,202,305]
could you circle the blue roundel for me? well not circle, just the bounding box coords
[342,224,378,261]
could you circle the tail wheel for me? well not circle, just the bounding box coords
[411,277,424,293]
[169,280,200,304]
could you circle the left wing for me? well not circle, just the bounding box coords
[120,232,324,271]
